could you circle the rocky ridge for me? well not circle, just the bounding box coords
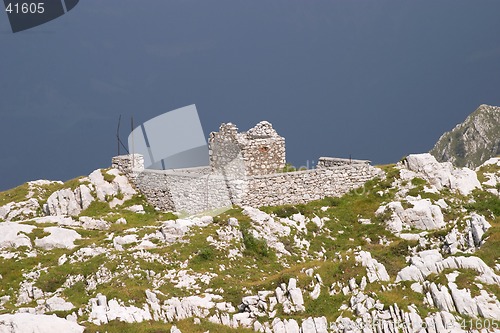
[0,155,499,332]
[430,104,500,168]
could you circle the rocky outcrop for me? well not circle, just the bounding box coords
[88,293,152,325]
[34,227,82,250]
[355,251,390,282]
[445,213,491,254]
[400,153,481,195]
[0,222,35,249]
[376,198,445,233]
[0,313,84,333]
[43,185,93,217]
[43,169,136,217]
[0,199,40,222]
[430,104,500,168]
[396,250,500,285]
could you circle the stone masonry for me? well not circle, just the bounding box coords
[112,121,381,215]
[209,121,286,176]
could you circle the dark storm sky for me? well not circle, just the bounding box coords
[1,1,500,190]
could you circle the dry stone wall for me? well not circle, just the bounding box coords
[134,168,235,215]
[113,121,380,215]
[115,155,380,215]
[239,162,377,207]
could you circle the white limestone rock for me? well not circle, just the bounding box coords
[283,318,300,333]
[115,217,127,224]
[170,325,182,333]
[88,170,117,202]
[242,206,291,256]
[271,318,286,333]
[310,283,321,300]
[113,234,138,251]
[401,153,481,195]
[163,294,219,321]
[0,222,35,249]
[355,251,390,282]
[88,294,152,325]
[476,290,500,320]
[0,313,84,333]
[160,217,212,243]
[31,216,79,226]
[69,246,107,264]
[467,213,491,247]
[397,250,500,285]
[127,205,145,214]
[88,169,136,208]
[301,316,328,333]
[445,213,491,254]
[287,278,305,312]
[34,227,81,250]
[45,296,74,312]
[376,198,445,233]
[0,199,40,221]
[43,184,94,217]
[79,216,110,230]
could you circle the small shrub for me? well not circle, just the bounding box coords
[242,229,272,258]
[37,271,67,293]
[193,247,215,263]
[280,163,297,173]
[102,170,116,183]
[263,205,299,218]
[306,222,320,233]
[411,177,427,186]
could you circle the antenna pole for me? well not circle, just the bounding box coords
[131,116,135,169]
[117,115,122,155]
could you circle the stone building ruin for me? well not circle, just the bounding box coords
[113,121,380,215]
[209,121,285,176]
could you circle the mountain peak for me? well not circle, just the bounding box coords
[430,104,500,168]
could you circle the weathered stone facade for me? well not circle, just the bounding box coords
[209,121,285,176]
[112,154,144,179]
[113,121,381,215]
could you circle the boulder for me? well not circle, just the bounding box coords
[0,313,84,333]
[0,222,35,249]
[445,214,491,254]
[43,185,94,217]
[0,199,40,221]
[402,153,481,195]
[377,199,445,232]
[89,168,137,208]
[34,227,81,250]
[355,251,390,282]
[45,296,74,312]
[79,216,110,230]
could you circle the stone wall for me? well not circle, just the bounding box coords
[112,154,144,178]
[317,157,371,168]
[239,162,377,207]
[113,121,380,215]
[124,155,380,215]
[209,121,285,176]
[134,169,235,215]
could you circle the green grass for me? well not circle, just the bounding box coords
[465,190,500,217]
[83,318,255,333]
[102,169,117,183]
[0,183,29,206]
[241,228,274,259]
[476,162,500,184]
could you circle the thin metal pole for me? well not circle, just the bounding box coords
[117,115,122,156]
[131,117,135,169]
